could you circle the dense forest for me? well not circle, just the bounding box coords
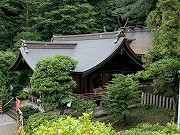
[0,0,157,51]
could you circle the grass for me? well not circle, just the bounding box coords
[105,105,174,131]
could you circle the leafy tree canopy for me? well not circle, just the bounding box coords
[13,29,42,51]
[32,1,97,40]
[0,51,20,88]
[30,54,77,110]
[141,0,180,98]
[112,0,157,26]
[93,0,117,32]
[103,74,140,125]
[138,0,180,121]
[0,0,39,50]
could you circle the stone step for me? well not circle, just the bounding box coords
[6,108,17,121]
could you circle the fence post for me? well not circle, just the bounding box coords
[150,94,153,105]
[153,94,156,106]
[163,96,165,108]
[166,97,169,109]
[155,95,158,106]
[147,93,150,105]
[141,92,144,105]
[159,96,162,107]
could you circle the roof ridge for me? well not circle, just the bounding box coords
[53,31,119,38]
[21,40,77,50]
[21,40,77,45]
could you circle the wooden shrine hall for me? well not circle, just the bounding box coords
[9,27,152,94]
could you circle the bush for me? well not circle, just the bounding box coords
[20,106,40,123]
[0,86,11,103]
[0,86,12,111]
[25,112,118,135]
[121,123,180,135]
[71,96,97,116]
[17,91,28,100]
[25,113,63,134]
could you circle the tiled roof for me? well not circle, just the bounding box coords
[9,28,151,74]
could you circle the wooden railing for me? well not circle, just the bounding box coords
[141,92,174,110]
[0,100,2,114]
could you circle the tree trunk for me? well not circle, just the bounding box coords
[123,115,127,126]
[173,90,178,122]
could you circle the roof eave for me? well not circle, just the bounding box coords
[81,38,126,76]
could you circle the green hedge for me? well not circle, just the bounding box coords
[25,112,118,135]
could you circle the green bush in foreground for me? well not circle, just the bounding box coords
[71,96,97,116]
[121,123,180,135]
[25,112,118,135]
[20,106,40,123]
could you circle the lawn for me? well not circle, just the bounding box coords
[106,105,174,131]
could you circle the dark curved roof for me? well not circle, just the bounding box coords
[9,28,151,74]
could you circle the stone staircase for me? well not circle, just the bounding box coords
[6,107,17,120]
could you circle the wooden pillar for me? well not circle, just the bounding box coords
[102,73,111,87]
[80,75,85,94]
[89,75,94,93]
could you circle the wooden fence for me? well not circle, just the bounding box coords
[141,92,174,110]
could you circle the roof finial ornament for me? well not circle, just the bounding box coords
[114,30,125,44]
[24,43,29,53]
[21,40,29,53]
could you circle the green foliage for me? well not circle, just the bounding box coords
[112,0,157,26]
[17,91,28,100]
[144,59,179,93]
[0,86,11,103]
[71,96,97,116]
[25,113,66,134]
[0,0,38,50]
[140,0,180,121]
[0,0,157,51]
[103,74,140,125]
[13,30,42,51]
[20,106,40,123]
[33,2,97,40]
[93,0,117,32]
[121,123,180,135]
[30,54,77,110]
[145,0,179,62]
[0,51,21,88]
[25,112,118,135]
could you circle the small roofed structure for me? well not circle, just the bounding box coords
[9,27,152,94]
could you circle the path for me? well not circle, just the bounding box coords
[0,114,17,135]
